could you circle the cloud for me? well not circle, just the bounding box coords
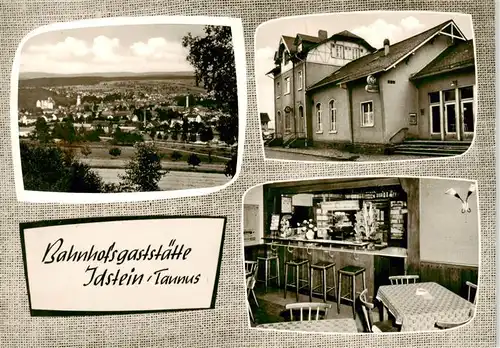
[25,35,121,62]
[91,35,120,62]
[352,19,401,48]
[20,53,90,74]
[130,37,187,60]
[400,16,425,32]
[352,16,425,48]
[20,35,194,74]
[27,36,89,60]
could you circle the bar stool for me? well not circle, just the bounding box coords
[284,246,310,302]
[337,265,366,319]
[257,255,280,292]
[309,261,336,302]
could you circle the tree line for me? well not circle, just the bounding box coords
[31,116,219,146]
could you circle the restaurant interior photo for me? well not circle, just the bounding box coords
[242,176,479,333]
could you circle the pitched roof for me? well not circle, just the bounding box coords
[335,30,363,39]
[296,33,322,44]
[277,30,376,66]
[308,20,460,90]
[281,35,297,53]
[266,66,281,76]
[410,40,475,80]
[329,30,376,52]
[260,112,271,123]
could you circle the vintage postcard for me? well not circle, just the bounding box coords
[0,3,495,348]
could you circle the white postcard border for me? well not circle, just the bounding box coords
[11,15,247,204]
[253,11,477,165]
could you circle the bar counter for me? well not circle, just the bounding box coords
[247,237,408,300]
[262,236,408,259]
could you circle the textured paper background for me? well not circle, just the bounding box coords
[0,1,495,347]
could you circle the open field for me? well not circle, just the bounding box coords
[68,143,229,166]
[94,168,230,191]
[154,141,232,158]
[81,158,226,174]
[19,139,232,191]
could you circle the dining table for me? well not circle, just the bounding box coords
[256,318,358,333]
[376,282,474,332]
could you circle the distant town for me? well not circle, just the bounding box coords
[19,77,229,145]
[17,74,237,193]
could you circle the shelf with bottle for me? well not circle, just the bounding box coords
[312,186,403,203]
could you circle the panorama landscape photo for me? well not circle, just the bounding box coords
[16,21,239,194]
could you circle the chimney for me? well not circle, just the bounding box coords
[383,38,390,56]
[318,30,328,41]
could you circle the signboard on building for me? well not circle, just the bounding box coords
[365,75,379,93]
[292,194,313,206]
[321,200,360,211]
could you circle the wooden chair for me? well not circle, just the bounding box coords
[388,275,419,285]
[435,307,474,329]
[285,302,331,321]
[435,317,473,329]
[337,265,366,319]
[435,281,478,329]
[466,281,478,304]
[247,275,259,307]
[246,297,254,322]
[359,289,399,333]
[246,275,259,322]
[245,260,258,278]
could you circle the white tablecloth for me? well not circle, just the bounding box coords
[257,318,358,333]
[376,282,474,332]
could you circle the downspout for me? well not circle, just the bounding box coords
[292,60,297,139]
[379,76,386,144]
[294,53,307,143]
[454,87,461,141]
[265,71,278,138]
[304,60,308,146]
[348,83,354,144]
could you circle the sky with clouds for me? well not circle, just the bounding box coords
[255,12,473,125]
[19,24,208,75]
